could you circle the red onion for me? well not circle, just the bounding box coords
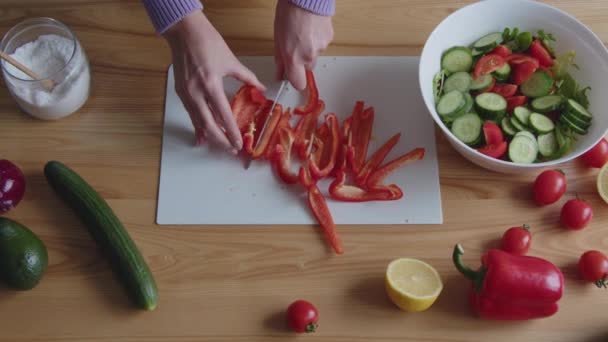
[0,160,26,213]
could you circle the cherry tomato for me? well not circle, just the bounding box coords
[491,83,518,98]
[286,300,318,333]
[511,61,538,85]
[473,54,506,79]
[528,39,554,67]
[477,141,507,159]
[482,121,504,145]
[491,45,512,58]
[500,224,532,255]
[506,95,528,113]
[578,250,608,287]
[560,198,593,230]
[533,169,566,206]
[581,138,608,168]
[506,54,540,68]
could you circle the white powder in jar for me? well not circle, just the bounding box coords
[2,34,90,120]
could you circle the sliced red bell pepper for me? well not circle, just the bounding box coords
[294,101,325,160]
[341,116,352,142]
[270,126,298,184]
[491,83,518,98]
[528,39,554,67]
[453,244,564,320]
[264,108,292,159]
[231,85,267,133]
[243,100,273,155]
[490,45,511,58]
[477,141,508,159]
[298,164,314,189]
[310,113,340,180]
[294,70,320,115]
[307,184,343,254]
[329,171,402,202]
[250,103,284,159]
[355,133,401,187]
[473,54,506,79]
[349,104,374,174]
[367,148,425,187]
[506,95,528,113]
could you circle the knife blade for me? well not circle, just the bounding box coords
[244,79,288,169]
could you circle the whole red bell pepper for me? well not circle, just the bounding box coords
[294,101,325,159]
[453,244,564,320]
[310,113,340,180]
[270,126,298,184]
[366,147,425,187]
[355,132,401,187]
[294,70,319,115]
[329,171,403,202]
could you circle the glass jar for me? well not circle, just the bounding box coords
[1,17,91,120]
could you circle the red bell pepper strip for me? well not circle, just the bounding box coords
[231,85,267,133]
[310,113,340,180]
[349,104,374,173]
[453,244,564,320]
[330,117,353,177]
[243,100,274,155]
[477,141,508,159]
[307,184,343,255]
[367,148,425,187]
[329,171,402,202]
[294,70,320,115]
[264,108,292,159]
[298,165,315,189]
[250,103,284,159]
[270,126,298,184]
[355,133,401,187]
[294,101,325,160]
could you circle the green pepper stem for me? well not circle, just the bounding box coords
[452,244,481,281]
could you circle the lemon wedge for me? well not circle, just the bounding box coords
[597,162,608,204]
[385,258,443,312]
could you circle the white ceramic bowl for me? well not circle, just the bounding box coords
[419,0,608,173]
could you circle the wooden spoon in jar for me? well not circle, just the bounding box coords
[0,50,55,91]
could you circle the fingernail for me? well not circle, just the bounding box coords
[236,139,243,150]
[230,148,238,155]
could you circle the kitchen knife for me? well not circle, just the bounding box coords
[244,79,288,169]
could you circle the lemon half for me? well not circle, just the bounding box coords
[598,162,608,204]
[385,258,443,312]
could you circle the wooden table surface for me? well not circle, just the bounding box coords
[1,1,608,341]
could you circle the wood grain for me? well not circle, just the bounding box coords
[1,1,608,341]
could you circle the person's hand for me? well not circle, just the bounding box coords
[274,0,334,90]
[164,11,265,153]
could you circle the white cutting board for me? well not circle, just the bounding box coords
[157,56,442,225]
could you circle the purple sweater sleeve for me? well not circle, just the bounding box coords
[143,0,334,34]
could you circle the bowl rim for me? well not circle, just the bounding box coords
[419,0,608,169]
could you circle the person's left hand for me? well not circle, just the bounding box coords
[274,0,334,90]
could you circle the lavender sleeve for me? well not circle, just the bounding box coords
[143,0,334,35]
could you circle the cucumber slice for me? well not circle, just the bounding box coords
[470,74,494,91]
[501,117,517,136]
[472,48,485,57]
[444,72,472,94]
[451,113,482,145]
[529,113,555,133]
[473,32,503,51]
[442,47,473,73]
[560,114,588,135]
[511,116,531,132]
[537,132,558,158]
[513,106,532,126]
[437,90,466,118]
[563,111,591,129]
[509,136,539,163]
[531,95,563,113]
[565,99,592,122]
[475,93,507,120]
[493,63,511,81]
[515,131,536,142]
[520,70,554,98]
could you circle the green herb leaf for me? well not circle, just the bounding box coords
[574,86,591,109]
[433,69,447,104]
[551,51,577,79]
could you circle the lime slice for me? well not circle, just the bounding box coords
[385,258,443,312]
[597,162,608,204]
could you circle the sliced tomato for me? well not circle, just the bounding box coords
[491,45,512,58]
[482,121,504,146]
[477,141,508,159]
[511,61,538,85]
[506,95,528,113]
[529,39,554,67]
[491,83,518,98]
[473,54,506,79]
[506,54,540,69]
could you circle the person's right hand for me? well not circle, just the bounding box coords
[164,11,265,153]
